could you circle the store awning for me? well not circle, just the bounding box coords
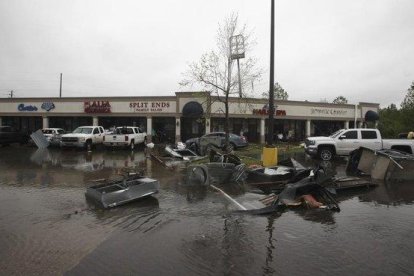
[182,101,204,118]
[365,110,379,122]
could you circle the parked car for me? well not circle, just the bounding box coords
[41,128,66,146]
[103,126,147,150]
[185,132,248,155]
[60,126,105,151]
[0,126,29,146]
[304,128,414,161]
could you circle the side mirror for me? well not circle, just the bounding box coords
[339,135,346,140]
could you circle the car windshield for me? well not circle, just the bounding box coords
[330,130,343,138]
[72,127,93,134]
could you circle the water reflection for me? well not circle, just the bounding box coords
[28,148,147,172]
[359,181,414,206]
[292,209,336,225]
[263,215,278,275]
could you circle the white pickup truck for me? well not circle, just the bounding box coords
[304,128,414,161]
[60,126,105,151]
[103,126,147,150]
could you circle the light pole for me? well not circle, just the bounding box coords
[267,0,275,146]
[262,0,277,167]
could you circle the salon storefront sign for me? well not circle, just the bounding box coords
[252,108,287,116]
[310,108,348,116]
[129,101,175,113]
[84,101,111,113]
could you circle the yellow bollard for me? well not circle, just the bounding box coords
[262,146,278,167]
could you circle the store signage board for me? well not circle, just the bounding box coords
[18,104,38,111]
[41,102,55,112]
[252,108,287,116]
[129,101,172,113]
[310,108,348,116]
[84,101,111,113]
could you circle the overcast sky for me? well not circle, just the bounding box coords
[1,0,413,107]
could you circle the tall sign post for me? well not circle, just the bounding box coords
[263,0,278,166]
[230,35,245,98]
[267,0,275,145]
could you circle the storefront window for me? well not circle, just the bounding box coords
[153,117,175,143]
[2,116,42,133]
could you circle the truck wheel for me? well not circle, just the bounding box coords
[86,140,92,151]
[130,140,135,151]
[319,147,333,161]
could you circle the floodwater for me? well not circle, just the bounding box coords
[0,146,414,276]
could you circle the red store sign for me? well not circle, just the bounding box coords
[253,109,286,116]
[84,101,111,113]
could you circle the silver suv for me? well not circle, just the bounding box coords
[185,132,248,155]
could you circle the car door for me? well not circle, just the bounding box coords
[134,127,143,143]
[360,130,382,150]
[336,130,359,155]
[98,127,105,143]
[92,127,100,143]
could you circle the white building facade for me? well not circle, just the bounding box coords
[0,92,379,143]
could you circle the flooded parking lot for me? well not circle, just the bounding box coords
[1,146,414,275]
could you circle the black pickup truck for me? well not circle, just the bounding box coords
[0,126,29,146]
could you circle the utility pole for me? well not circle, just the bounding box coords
[8,90,14,98]
[267,0,275,146]
[262,0,277,167]
[59,73,63,98]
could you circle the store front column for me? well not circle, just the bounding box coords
[147,117,152,142]
[344,121,349,129]
[260,118,265,144]
[92,116,99,126]
[0,117,2,126]
[42,116,49,129]
[205,118,210,134]
[175,117,181,142]
[306,120,311,137]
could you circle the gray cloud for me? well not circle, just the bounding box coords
[1,0,413,107]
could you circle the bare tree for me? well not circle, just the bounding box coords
[180,13,262,151]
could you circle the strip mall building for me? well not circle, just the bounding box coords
[0,92,379,143]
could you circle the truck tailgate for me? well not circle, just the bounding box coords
[105,135,128,143]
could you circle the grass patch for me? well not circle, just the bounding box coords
[189,143,305,166]
[236,145,304,166]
